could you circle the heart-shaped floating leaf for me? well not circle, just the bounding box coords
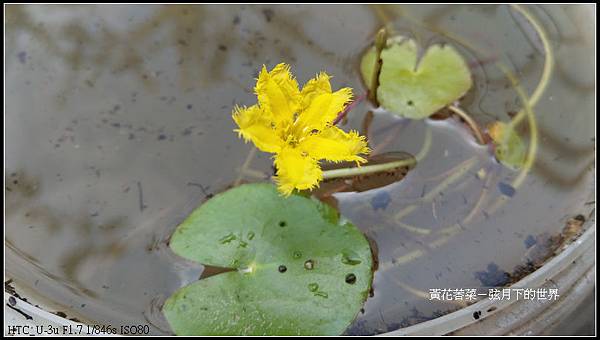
[488,121,526,169]
[164,183,373,335]
[360,37,472,119]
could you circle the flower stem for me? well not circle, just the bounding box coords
[333,94,366,125]
[322,158,415,180]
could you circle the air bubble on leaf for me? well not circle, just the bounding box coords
[219,233,237,244]
[304,259,314,270]
[341,251,362,266]
[314,291,328,298]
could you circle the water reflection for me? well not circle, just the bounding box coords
[6,5,345,95]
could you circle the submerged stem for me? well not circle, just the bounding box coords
[234,147,257,186]
[508,4,554,128]
[447,105,487,145]
[321,158,415,180]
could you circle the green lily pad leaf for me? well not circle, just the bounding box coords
[360,36,472,119]
[488,121,526,169]
[164,183,373,335]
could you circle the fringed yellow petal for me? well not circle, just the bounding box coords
[232,105,284,153]
[233,63,371,196]
[255,63,300,127]
[273,147,322,196]
[300,127,370,164]
[295,87,353,133]
[300,72,332,111]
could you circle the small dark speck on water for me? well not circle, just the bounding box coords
[371,191,392,211]
[262,9,274,22]
[218,45,227,51]
[186,104,193,110]
[233,15,241,25]
[137,181,147,212]
[18,51,27,64]
[498,182,516,197]
[524,235,536,249]
[157,134,167,141]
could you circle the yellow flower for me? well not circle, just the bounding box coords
[233,63,370,196]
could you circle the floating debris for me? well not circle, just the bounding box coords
[497,182,516,197]
[371,191,392,211]
[524,235,536,249]
[474,263,509,287]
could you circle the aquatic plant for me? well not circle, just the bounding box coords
[164,4,554,335]
[232,63,370,195]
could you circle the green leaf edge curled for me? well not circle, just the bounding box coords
[360,36,473,119]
